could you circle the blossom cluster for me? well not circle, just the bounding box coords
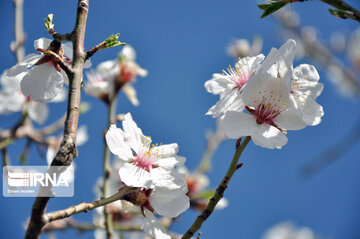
[205,39,324,149]
[85,45,147,105]
[105,113,189,239]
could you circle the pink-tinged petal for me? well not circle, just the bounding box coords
[122,113,145,153]
[275,109,307,130]
[151,167,186,189]
[150,187,189,218]
[28,102,48,124]
[119,163,153,188]
[5,54,42,77]
[105,124,133,161]
[20,63,64,102]
[220,111,257,139]
[204,74,233,95]
[251,125,288,149]
[235,54,265,78]
[206,89,240,118]
[142,209,171,239]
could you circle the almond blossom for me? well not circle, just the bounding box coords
[204,54,265,117]
[105,113,186,189]
[124,186,189,239]
[219,39,323,149]
[4,38,91,102]
[85,45,147,105]
[0,70,66,124]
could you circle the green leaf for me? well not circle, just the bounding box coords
[258,1,288,18]
[45,14,54,31]
[104,33,126,49]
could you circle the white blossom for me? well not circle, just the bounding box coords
[85,45,147,105]
[105,113,186,189]
[220,39,322,149]
[5,38,91,102]
[205,54,265,117]
[0,69,66,124]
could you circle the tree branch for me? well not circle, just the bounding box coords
[42,187,133,224]
[181,136,251,239]
[321,0,360,22]
[25,1,90,238]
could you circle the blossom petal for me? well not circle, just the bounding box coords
[123,83,139,106]
[275,109,307,130]
[151,187,189,218]
[142,209,170,239]
[20,63,64,102]
[28,102,48,124]
[220,111,257,139]
[34,38,52,50]
[105,124,133,161]
[206,90,241,118]
[5,54,42,77]
[119,163,153,188]
[151,167,186,189]
[293,64,322,97]
[251,125,288,149]
[156,156,186,168]
[204,74,233,95]
[122,113,145,153]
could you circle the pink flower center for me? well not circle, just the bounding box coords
[132,153,155,172]
[223,66,251,90]
[246,103,283,132]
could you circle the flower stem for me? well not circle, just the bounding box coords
[181,136,251,239]
[102,93,118,239]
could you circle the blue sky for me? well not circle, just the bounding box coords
[0,0,359,238]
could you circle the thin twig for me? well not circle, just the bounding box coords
[43,50,74,78]
[181,136,251,239]
[85,41,108,60]
[42,187,133,224]
[11,0,25,62]
[321,0,360,22]
[102,92,118,238]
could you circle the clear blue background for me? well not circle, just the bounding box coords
[0,0,359,238]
